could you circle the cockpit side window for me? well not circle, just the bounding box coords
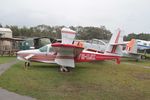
[39,45,48,52]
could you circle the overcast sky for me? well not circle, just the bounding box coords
[0,0,150,34]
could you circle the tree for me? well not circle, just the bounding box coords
[124,33,150,41]
[5,24,112,40]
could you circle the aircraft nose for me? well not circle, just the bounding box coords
[16,51,23,56]
[16,51,20,55]
[16,51,19,56]
[16,51,25,61]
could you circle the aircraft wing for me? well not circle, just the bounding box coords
[110,43,127,45]
[52,43,84,68]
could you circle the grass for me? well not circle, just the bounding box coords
[121,58,150,67]
[0,56,16,64]
[146,54,150,59]
[0,60,149,100]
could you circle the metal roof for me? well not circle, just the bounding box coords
[0,37,25,41]
[0,28,12,32]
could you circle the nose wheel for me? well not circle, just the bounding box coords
[24,62,30,69]
[59,66,70,72]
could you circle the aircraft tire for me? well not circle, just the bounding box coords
[27,62,30,67]
[24,62,30,70]
[59,66,70,72]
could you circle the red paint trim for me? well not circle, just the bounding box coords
[111,45,117,53]
[75,52,120,63]
[111,30,121,53]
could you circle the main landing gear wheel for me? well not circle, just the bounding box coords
[59,66,70,72]
[24,62,30,70]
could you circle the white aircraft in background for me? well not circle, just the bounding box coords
[83,38,147,61]
[136,39,150,50]
[84,39,107,53]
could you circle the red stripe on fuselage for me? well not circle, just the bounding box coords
[18,53,56,61]
[76,52,120,62]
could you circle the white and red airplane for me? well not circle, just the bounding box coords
[17,28,123,72]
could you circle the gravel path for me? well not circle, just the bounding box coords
[0,60,36,100]
[0,87,36,100]
[0,60,18,75]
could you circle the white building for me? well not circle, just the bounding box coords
[0,28,12,38]
[0,28,13,51]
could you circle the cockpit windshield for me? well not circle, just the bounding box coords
[39,45,54,53]
[39,45,48,52]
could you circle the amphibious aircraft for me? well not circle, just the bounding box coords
[17,28,123,72]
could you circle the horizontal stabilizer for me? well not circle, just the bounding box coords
[110,43,126,45]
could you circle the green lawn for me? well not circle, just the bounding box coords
[0,60,149,100]
[0,56,16,64]
[121,58,150,67]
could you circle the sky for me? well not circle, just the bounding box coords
[0,0,150,34]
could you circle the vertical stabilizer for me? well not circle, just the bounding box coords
[126,39,137,53]
[104,29,123,56]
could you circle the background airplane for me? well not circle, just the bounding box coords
[136,39,150,50]
[82,38,149,61]
[84,39,107,53]
[17,28,123,72]
[122,39,142,60]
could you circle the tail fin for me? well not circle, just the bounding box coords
[61,28,76,44]
[104,30,123,56]
[126,39,137,53]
